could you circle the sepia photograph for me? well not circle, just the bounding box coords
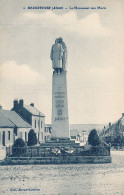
[0,0,124,194]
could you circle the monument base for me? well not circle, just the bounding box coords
[41,138,80,147]
[3,156,112,165]
[52,71,69,139]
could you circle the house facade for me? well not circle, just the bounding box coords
[0,107,31,146]
[44,125,52,142]
[3,110,31,143]
[0,109,15,147]
[12,99,45,143]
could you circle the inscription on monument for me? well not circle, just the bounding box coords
[55,93,65,120]
[57,109,62,115]
[55,117,66,121]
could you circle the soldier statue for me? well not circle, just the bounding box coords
[50,37,67,74]
[58,37,67,71]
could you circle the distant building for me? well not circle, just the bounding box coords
[44,125,52,142]
[70,124,105,142]
[12,99,45,143]
[0,106,31,147]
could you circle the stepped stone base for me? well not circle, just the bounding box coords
[41,138,80,147]
[1,156,112,165]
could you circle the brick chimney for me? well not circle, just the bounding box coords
[19,99,24,107]
[30,103,34,107]
[109,122,111,128]
[13,99,18,109]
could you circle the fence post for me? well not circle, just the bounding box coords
[50,147,52,156]
[31,147,32,158]
[76,146,78,156]
[37,147,39,156]
[5,147,7,157]
[44,147,45,157]
[102,146,104,156]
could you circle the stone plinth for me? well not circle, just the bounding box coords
[52,71,69,139]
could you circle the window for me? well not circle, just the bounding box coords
[8,131,10,140]
[41,121,42,128]
[35,120,36,128]
[41,132,44,140]
[49,127,52,133]
[14,128,17,136]
[45,127,48,132]
[25,132,27,141]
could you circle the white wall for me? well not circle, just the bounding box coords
[17,128,31,142]
[0,128,14,147]
[32,116,45,143]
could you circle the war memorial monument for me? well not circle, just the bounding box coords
[50,37,69,139]
[1,38,112,165]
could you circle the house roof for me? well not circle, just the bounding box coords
[0,110,15,128]
[121,116,124,125]
[100,116,124,137]
[24,105,45,117]
[2,110,31,128]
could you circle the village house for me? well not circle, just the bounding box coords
[12,99,45,143]
[0,106,31,147]
[100,113,124,146]
[0,108,14,147]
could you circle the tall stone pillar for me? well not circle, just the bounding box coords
[52,70,69,139]
[50,37,69,139]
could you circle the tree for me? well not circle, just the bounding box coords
[12,138,26,156]
[28,129,37,146]
[114,135,122,147]
[88,129,100,146]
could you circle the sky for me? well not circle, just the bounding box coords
[0,0,124,124]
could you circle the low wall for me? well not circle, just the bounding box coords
[0,155,112,165]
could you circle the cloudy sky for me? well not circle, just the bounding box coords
[0,0,124,124]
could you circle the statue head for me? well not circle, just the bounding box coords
[58,37,63,43]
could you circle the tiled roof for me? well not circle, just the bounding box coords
[2,110,31,128]
[24,105,45,117]
[0,110,15,128]
[121,116,124,125]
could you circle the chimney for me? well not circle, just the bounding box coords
[14,99,18,109]
[122,113,124,117]
[109,122,111,128]
[0,105,2,110]
[30,103,34,107]
[19,99,24,107]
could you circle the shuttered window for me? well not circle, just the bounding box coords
[8,131,10,140]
